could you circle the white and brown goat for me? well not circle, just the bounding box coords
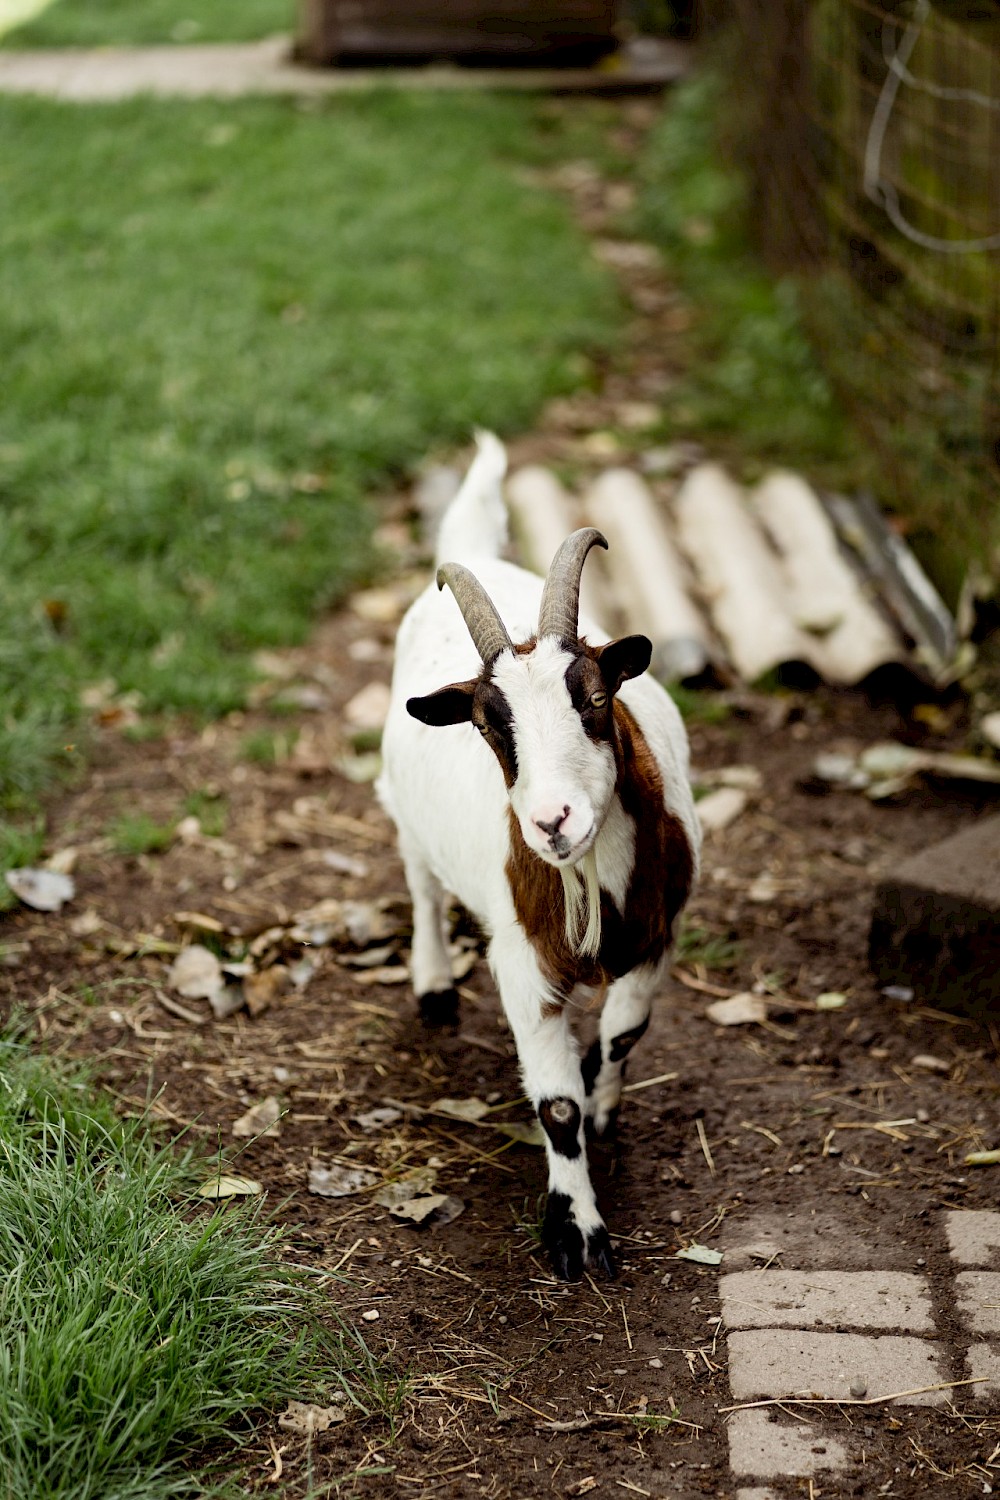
[377,434,700,1279]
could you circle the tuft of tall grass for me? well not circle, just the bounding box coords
[0,1034,332,1500]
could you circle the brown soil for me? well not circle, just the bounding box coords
[4,98,1000,1500]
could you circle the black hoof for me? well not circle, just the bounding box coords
[585,1224,617,1279]
[542,1193,616,1281]
[418,988,460,1028]
[543,1192,585,1281]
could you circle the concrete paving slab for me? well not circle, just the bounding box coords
[869,813,1000,1014]
[720,1270,933,1332]
[0,35,690,101]
[727,1329,950,1405]
[726,1410,849,1479]
[965,1343,1000,1401]
[945,1210,1000,1267]
[956,1272,1000,1334]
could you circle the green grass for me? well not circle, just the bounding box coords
[0,820,46,912]
[3,0,293,47]
[108,813,177,857]
[674,919,742,973]
[0,91,619,808]
[636,73,861,483]
[0,1031,316,1500]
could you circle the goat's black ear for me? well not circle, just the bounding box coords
[406,680,477,726]
[596,635,652,694]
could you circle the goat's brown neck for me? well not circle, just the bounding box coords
[504,700,693,1004]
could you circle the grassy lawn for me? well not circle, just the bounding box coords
[0,91,619,811]
[0,1029,344,1500]
[2,0,294,47]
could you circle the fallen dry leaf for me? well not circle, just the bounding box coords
[675,1243,723,1265]
[196,1173,262,1200]
[168,945,224,1002]
[343,680,391,732]
[308,1163,378,1198]
[354,1106,404,1132]
[706,993,767,1027]
[232,1096,282,1139]
[278,1401,348,1435]
[389,1193,465,1226]
[432,1097,491,1122]
[374,1167,437,1208]
[244,965,291,1017]
[696,787,748,834]
[5,868,75,912]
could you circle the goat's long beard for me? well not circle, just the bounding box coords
[559,849,602,958]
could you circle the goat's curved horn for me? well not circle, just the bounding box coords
[437,563,515,666]
[537,528,608,643]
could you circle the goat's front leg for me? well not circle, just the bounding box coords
[582,962,665,1139]
[490,926,615,1282]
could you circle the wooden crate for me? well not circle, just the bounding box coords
[297,1,620,66]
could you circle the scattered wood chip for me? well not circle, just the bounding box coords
[322,850,370,878]
[278,1401,348,1436]
[966,1150,1000,1167]
[706,993,767,1027]
[173,910,227,935]
[566,1478,599,1497]
[675,1244,723,1266]
[68,909,103,937]
[910,1054,950,1074]
[45,846,80,875]
[196,1173,262,1200]
[350,965,409,986]
[353,1107,404,1132]
[815,991,848,1010]
[232,1096,282,1139]
[5,867,75,912]
[308,1163,379,1198]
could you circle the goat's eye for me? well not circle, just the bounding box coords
[475,722,490,736]
[589,690,608,709]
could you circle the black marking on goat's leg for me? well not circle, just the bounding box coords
[418,988,460,1028]
[542,1191,585,1281]
[581,1037,602,1096]
[538,1097,582,1159]
[608,1016,649,1062]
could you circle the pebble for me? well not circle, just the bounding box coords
[361,1309,380,1322]
[649,1358,663,1369]
[850,1378,868,1399]
[788,1163,806,1175]
[669,1209,683,1225]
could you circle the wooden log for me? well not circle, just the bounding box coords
[673,463,808,683]
[506,466,611,630]
[751,470,903,684]
[584,467,712,681]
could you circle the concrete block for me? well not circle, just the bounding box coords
[955,1272,1000,1334]
[965,1343,1000,1401]
[720,1270,933,1332]
[727,1329,949,1405]
[727,1410,849,1478]
[945,1210,1000,1267]
[869,815,1000,1015]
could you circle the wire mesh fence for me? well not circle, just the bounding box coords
[704,0,1000,591]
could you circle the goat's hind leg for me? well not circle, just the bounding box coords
[398,833,458,1026]
[583,962,664,1138]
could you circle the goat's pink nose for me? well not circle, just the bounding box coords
[534,805,571,838]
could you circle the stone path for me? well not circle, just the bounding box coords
[715,1208,1000,1496]
[0,33,688,101]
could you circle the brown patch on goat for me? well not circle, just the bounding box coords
[505,699,693,997]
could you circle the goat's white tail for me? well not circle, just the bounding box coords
[434,430,508,568]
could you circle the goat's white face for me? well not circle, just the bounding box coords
[492,639,615,867]
[407,631,653,869]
